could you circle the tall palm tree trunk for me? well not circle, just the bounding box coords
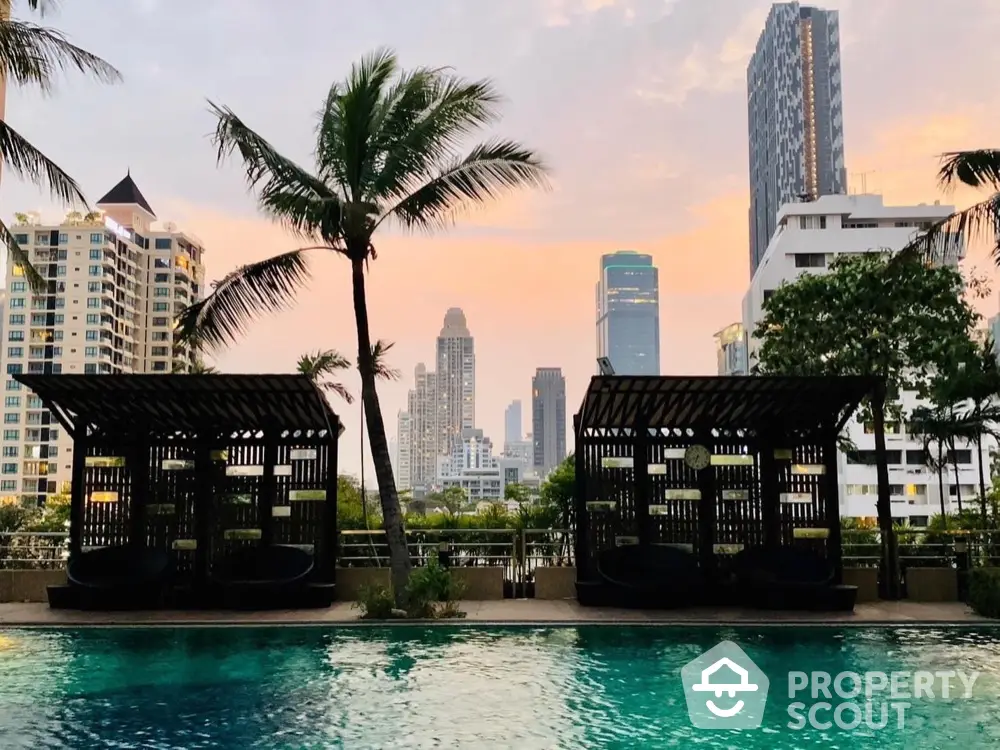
[938,442,947,522]
[351,257,411,602]
[952,443,963,513]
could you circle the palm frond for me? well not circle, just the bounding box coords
[297,349,351,378]
[319,380,354,404]
[901,192,1000,264]
[0,17,121,92]
[0,118,87,205]
[316,47,399,202]
[369,72,503,201]
[0,218,44,291]
[380,139,548,231]
[370,339,401,381]
[176,249,312,349]
[939,150,1000,191]
[209,102,341,241]
[1,1,57,17]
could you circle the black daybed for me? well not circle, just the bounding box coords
[734,546,857,611]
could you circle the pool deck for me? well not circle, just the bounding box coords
[0,600,992,627]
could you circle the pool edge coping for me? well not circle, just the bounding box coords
[2,619,996,629]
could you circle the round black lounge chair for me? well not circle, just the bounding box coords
[592,543,704,608]
[734,546,855,611]
[67,545,171,610]
[210,544,315,610]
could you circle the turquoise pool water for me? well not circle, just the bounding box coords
[0,625,999,748]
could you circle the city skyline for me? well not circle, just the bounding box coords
[596,250,661,375]
[0,0,998,476]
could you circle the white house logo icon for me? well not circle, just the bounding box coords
[681,641,770,729]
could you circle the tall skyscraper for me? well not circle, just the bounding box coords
[0,174,206,504]
[436,308,475,453]
[747,2,846,275]
[504,400,522,444]
[532,368,566,475]
[405,363,438,487]
[596,251,660,375]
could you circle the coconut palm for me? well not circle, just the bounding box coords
[903,150,1000,262]
[296,349,354,404]
[0,0,121,290]
[177,49,548,601]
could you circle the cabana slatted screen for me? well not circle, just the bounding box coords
[15,374,340,587]
[574,375,873,589]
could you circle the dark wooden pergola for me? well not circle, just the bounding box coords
[15,374,341,587]
[573,375,874,591]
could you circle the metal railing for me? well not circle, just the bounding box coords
[842,528,1000,569]
[0,531,68,570]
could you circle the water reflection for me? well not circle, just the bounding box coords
[0,626,999,748]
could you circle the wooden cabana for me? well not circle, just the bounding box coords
[573,375,874,608]
[15,373,341,608]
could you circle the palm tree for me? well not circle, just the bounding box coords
[172,361,217,374]
[903,150,1000,262]
[0,1,121,290]
[177,49,548,602]
[296,349,354,405]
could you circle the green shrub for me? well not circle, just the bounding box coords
[353,583,396,620]
[968,568,1000,618]
[405,559,466,618]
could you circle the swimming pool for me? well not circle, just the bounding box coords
[1,625,998,748]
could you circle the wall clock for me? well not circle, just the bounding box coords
[684,444,711,471]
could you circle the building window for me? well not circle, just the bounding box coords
[86,314,99,324]
[0,480,16,492]
[154,287,170,297]
[86,298,101,309]
[85,330,98,341]
[799,215,827,230]
[56,265,66,276]
[9,281,26,293]
[57,233,68,244]
[1,463,17,475]
[2,430,18,441]
[8,298,25,309]
[948,450,973,465]
[794,253,826,268]
[84,364,97,374]
[5,347,22,359]
[3,397,19,408]
[153,302,169,312]
[905,450,927,465]
[87,282,101,292]
[154,272,170,283]
[844,221,878,229]
[152,317,169,327]
[151,346,169,357]
[5,381,20,392]
[14,233,28,245]
[90,233,103,243]
[88,265,101,276]
[85,346,98,357]
[6,365,22,375]
[7,331,23,342]
[8,315,24,326]
[151,361,168,372]
[154,238,173,250]
[3,413,19,424]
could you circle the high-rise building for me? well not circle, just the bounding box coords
[504,400,522,444]
[595,251,660,376]
[405,363,439,488]
[0,174,206,504]
[436,308,475,454]
[395,411,412,491]
[714,323,748,376]
[741,193,984,522]
[747,2,847,276]
[532,368,566,475]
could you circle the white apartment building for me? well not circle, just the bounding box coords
[395,411,412,491]
[0,174,205,504]
[742,193,987,521]
[435,428,529,502]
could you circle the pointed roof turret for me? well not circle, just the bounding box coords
[96,172,156,217]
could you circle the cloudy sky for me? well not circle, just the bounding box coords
[2,0,999,477]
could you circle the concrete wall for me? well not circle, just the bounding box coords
[534,566,576,599]
[0,570,65,602]
[335,567,504,601]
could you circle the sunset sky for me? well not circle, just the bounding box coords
[2,0,999,477]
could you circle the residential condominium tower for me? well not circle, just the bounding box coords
[747,2,847,276]
[595,251,660,376]
[0,174,206,504]
[532,367,566,475]
[436,307,475,453]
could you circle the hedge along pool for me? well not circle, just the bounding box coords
[1,625,999,748]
